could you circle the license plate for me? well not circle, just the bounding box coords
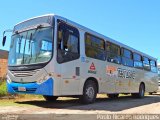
[18,87,26,92]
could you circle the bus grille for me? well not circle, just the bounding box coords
[10,69,40,77]
[12,87,37,93]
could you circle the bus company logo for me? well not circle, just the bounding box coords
[20,78,23,82]
[117,68,135,79]
[90,63,96,70]
[106,66,136,79]
[106,66,118,77]
[88,62,97,74]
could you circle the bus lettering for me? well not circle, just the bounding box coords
[117,68,135,79]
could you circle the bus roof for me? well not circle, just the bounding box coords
[15,14,157,61]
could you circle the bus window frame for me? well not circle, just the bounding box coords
[57,20,80,64]
[133,52,143,69]
[150,60,157,73]
[121,47,134,67]
[142,56,151,71]
[106,41,121,64]
[85,32,106,61]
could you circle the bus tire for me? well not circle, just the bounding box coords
[107,94,119,99]
[132,83,145,98]
[80,80,97,104]
[43,95,58,101]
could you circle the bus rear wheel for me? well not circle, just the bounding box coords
[107,94,119,99]
[80,80,97,104]
[43,95,58,101]
[132,83,145,98]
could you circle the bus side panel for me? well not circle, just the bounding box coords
[144,72,158,93]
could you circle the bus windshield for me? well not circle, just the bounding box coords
[8,27,53,66]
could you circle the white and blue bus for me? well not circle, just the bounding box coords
[2,14,159,104]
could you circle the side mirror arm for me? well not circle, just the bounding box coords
[2,29,13,46]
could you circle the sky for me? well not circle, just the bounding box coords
[0,0,160,63]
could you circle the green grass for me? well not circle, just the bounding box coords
[0,80,43,98]
[0,80,8,97]
[0,99,39,107]
[0,99,23,106]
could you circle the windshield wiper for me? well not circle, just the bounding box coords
[22,32,28,64]
[28,33,32,52]
[27,25,43,63]
[18,36,23,54]
[28,33,33,63]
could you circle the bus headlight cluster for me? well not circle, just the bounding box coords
[37,75,50,84]
[37,78,45,84]
[6,75,12,83]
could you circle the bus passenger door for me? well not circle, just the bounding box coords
[57,20,80,95]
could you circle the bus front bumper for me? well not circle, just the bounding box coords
[7,78,54,96]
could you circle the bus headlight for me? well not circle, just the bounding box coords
[37,75,50,84]
[37,79,45,84]
[6,75,12,83]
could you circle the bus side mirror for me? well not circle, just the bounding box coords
[2,36,6,46]
[2,29,13,46]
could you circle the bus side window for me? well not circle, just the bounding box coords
[150,60,157,73]
[133,53,143,69]
[106,41,121,64]
[85,33,106,61]
[121,48,133,67]
[57,21,80,63]
[143,57,151,71]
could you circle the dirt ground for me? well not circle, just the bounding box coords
[0,89,160,120]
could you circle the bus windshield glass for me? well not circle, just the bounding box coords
[8,27,53,66]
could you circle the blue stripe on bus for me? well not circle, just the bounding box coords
[7,78,53,96]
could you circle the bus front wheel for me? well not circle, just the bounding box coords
[43,95,58,101]
[80,80,97,104]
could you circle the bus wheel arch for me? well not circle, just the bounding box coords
[84,77,99,93]
[132,82,145,98]
[140,82,145,91]
[139,82,145,97]
[80,77,99,104]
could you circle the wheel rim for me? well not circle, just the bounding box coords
[86,86,95,99]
